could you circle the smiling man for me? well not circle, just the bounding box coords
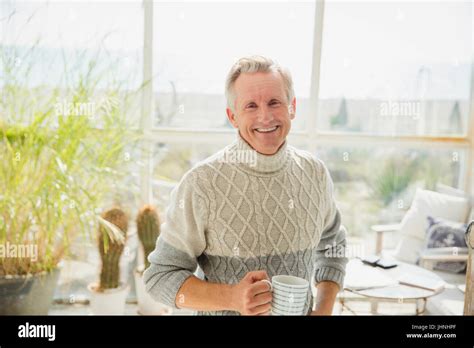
[144,55,348,315]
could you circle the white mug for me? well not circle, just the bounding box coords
[261,275,309,316]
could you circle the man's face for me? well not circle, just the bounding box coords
[226,71,296,155]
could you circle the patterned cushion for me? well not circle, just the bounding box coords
[422,216,468,273]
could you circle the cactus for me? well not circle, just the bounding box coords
[136,205,160,269]
[98,207,128,290]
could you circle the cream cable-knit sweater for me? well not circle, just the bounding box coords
[144,132,348,315]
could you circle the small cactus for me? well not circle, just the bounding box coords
[136,205,160,269]
[98,207,128,290]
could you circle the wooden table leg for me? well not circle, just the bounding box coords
[338,296,345,314]
[370,299,378,314]
[375,232,383,256]
[416,298,427,315]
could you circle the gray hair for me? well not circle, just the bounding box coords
[225,55,295,112]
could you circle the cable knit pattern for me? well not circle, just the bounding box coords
[144,132,348,315]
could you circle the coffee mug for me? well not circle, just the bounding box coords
[261,275,309,315]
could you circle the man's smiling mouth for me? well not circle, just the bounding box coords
[254,126,279,133]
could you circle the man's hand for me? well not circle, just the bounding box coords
[229,270,273,315]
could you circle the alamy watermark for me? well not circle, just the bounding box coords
[54,99,95,118]
[324,242,366,259]
[218,149,257,167]
[379,100,421,120]
[18,322,55,341]
[0,242,38,261]
[54,96,119,118]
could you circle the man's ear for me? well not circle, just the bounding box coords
[288,97,296,120]
[226,108,239,128]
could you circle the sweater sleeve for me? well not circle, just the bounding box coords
[313,163,348,290]
[143,170,208,309]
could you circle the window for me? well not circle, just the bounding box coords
[150,0,473,242]
[2,0,473,304]
[318,1,472,136]
[152,1,316,130]
[316,145,466,236]
[2,1,143,84]
[1,0,144,302]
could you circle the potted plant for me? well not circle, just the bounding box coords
[88,207,129,315]
[134,205,172,315]
[0,43,140,314]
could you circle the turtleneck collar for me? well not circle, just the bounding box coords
[232,131,289,175]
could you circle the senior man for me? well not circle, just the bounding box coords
[144,55,348,315]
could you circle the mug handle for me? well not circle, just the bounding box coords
[261,279,272,291]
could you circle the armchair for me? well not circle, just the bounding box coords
[371,223,469,270]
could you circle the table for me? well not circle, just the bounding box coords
[340,258,446,315]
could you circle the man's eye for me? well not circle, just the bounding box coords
[247,104,256,109]
[270,101,280,106]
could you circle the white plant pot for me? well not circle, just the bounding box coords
[87,282,129,315]
[134,266,172,315]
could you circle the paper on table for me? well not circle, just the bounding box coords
[344,259,398,290]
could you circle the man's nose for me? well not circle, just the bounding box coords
[257,106,274,124]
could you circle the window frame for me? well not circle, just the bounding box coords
[141,0,474,202]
